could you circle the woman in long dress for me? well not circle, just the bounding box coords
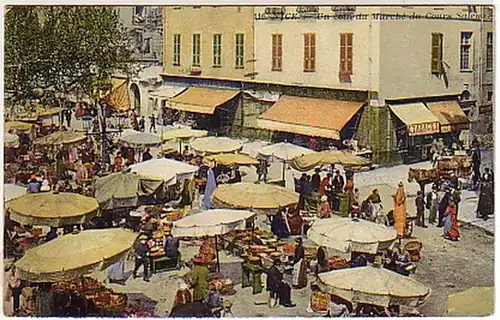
[443,201,460,241]
[392,182,407,238]
[291,238,307,289]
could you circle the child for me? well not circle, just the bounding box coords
[221,300,233,317]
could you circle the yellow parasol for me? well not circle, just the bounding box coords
[160,127,208,141]
[204,153,259,166]
[190,136,243,155]
[317,266,431,308]
[15,229,137,282]
[4,132,20,148]
[34,131,86,146]
[212,182,298,210]
[5,121,37,132]
[291,150,372,172]
[37,107,62,120]
[446,287,494,316]
[8,192,100,227]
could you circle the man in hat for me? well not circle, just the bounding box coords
[415,191,427,228]
[142,148,153,162]
[132,235,150,282]
[426,186,439,225]
[266,259,295,308]
[188,256,210,302]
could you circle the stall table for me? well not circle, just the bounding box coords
[149,254,181,274]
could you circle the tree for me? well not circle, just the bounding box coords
[5,6,133,104]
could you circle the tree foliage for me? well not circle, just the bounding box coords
[5,6,132,102]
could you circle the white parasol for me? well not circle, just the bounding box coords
[129,158,199,186]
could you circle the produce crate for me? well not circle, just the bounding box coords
[310,292,330,313]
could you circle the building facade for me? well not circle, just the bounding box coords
[163,6,255,80]
[117,6,164,65]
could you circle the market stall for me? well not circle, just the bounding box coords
[291,150,372,172]
[5,132,20,148]
[212,182,299,214]
[119,130,161,149]
[258,142,316,182]
[190,136,243,155]
[129,158,199,187]
[160,127,208,153]
[317,266,430,309]
[8,192,100,228]
[33,131,86,146]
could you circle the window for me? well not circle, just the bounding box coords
[173,34,181,66]
[487,91,493,102]
[431,33,443,74]
[144,38,151,54]
[339,33,353,81]
[487,32,493,70]
[235,33,245,69]
[135,6,144,16]
[304,33,316,72]
[213,34,222,67]
[460,32,473,70]
[272,34,283,71]
[192,34,201,67]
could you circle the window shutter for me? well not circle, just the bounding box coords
[431,33,443,74]
[304,34,309,71]
[340,34,346,73]
[347,33,353,74]
[310,34,316,71]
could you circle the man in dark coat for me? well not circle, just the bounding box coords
[332,170,345,211]
[132,235,150,282]
[311,168,321,192]
[437,187,452,227]
[164,234,180,260]
[472,149,481,185]
[266,259,295,308]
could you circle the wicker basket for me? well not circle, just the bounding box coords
[99,293,127,315]
[310,292,330,312]
[219,281,236,295]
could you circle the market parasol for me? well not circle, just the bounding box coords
[4,132,20,148]
[446,287,494,316]
[291,150,372,172]
[212,182,298,211]
[93,171,164,210]
[15,229,137,282]
[173,209,257,271]
[258,142,316,181]
[204,153,259,166]
[37,107,62,120]
[34,131,86,146]
[5,121,37,132]
[307,216,397,254]
[8,192,100,227]
[317,266,431,308]
[160,127,208,153]
[119,130,161,148]
[129,158,199,186]
[3,184,26,203]
[190,137,243,155]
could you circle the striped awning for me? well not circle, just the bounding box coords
[257,95,364,140]
[388,102,440,136]
[426,101,470,133]
[168,87,240,114]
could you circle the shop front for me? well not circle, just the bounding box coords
[426,100,470,149]
[167,87,240,135]
[256,95,364,150]
[388,102,441,163]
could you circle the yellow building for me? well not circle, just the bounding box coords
[163,6,255,80]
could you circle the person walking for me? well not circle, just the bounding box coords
[426,186,439,225]
[332,170,345,212]
[65,108,72,128]
[138,116,145,132]
[132,235,150,282]
[149,114,156,133]
[188,256,210,302]
[415,191,427,228]
[392,182,407,238]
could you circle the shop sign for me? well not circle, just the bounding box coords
[331,6,356,13]
[408,122,440,136]
[263,6,286,19]
[296,6,319,18]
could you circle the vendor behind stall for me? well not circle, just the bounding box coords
[188,256,210,302]
[292,238,307,289]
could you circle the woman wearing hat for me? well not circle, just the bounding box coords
[392,182,407,238]
[174,281,192,307]
[320,195,331,219]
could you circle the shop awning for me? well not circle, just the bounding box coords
[150,86,187,99]
[388,102,440,136]
[426,101,470,133]
[257,95,364,140]
[168,87,240,114]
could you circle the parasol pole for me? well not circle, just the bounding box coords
[179,140,182,154]
[282,160,286,184]
[214,235,221,272]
